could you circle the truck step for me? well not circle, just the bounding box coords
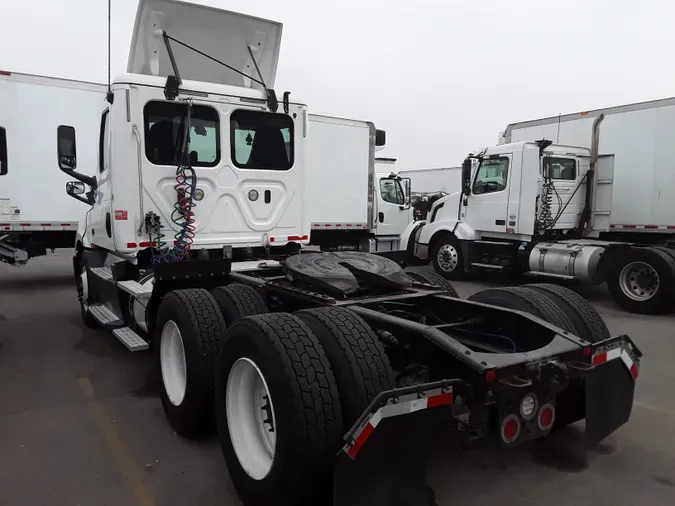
[88,304,124,326]
[475,240,513,246]
[471,262,504,270]
[524,271,575,280]
[117,280,153,297]
[112,327,149,352]
[90,266,113,281]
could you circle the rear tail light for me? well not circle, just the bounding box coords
[500,414,521,443]
[538,403,555,431]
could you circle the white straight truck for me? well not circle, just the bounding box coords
[405,103,675,314]
[0,71,107,265]
[44,1,643,505]
[305,119,414,254]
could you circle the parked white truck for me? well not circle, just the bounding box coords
[49,1,641,505]
[0,71,107,265]
[404,102,675,314]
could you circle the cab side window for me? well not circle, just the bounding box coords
[473,157,509,194]
[380,178,405,204]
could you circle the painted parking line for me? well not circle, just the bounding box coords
[78,377,156,506]
[634,399,675,419]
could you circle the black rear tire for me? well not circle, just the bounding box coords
[405,269,460,298]
[211,283,269,325]
[155,289,226,438]
[216,313,342,506]
[606,247,675,314]
[295,307,396,426]
[524,283,610,343]
[430,233,465,280]
[468,286,576,333]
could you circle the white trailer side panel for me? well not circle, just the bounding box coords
[506,103,675,229]
[398,167,461,194]
[0,72,106,227]
[305,114,371,229]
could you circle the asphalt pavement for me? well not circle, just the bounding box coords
[0,251,673,506]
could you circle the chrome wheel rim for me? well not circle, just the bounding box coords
[437,243,459,272]
[619,261,660,301]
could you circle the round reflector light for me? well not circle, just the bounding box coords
[538,403,555,431]
[501,415,520,443]
[248,189,259,202]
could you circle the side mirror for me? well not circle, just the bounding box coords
[375,129,386,147]
[66,181,86,195]
[461,157,472,194]
[57,125,77,171]
[66,180,94,205]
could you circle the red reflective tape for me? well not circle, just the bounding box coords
[0,223,10,227]
[335,224,342,227]
[287,235,308,241]
[427,392,453,408]
[668,226,675,230]
[644,225,658,229]
[19,223,31,226]
[630,363,639,380]
[346,224,352,227]
[114,210,128,221]
[269,237,275,242]
[138,241,157,247]
[623,225,636,229]
[346,422,376,459]
[127,242,137,248]
[0,70,10,76]
[592,352,607,365]
[60,223,71,227]
[40,223,52,227]
[610,224,616,228]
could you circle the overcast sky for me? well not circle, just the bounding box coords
[1,0,672,168]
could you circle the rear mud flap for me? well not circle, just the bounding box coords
[334,409,445,506]
[584,357,636,445]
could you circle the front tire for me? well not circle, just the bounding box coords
[155,289,226,438]
[606,247,675,314]
[430,233,465,280]
[216,313,342,506]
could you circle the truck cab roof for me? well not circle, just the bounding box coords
[484,141,590,158]
[111,73,306,105]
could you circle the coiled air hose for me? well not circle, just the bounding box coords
[150,100,198,263]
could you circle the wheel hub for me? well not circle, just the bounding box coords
[619,261,660,301]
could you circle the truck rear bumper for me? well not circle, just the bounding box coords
[333,336,640,506]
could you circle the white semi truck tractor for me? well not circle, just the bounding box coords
[404,112,675,314]
[53,1,643,505]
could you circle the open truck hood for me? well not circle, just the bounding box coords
[127,0,282,90]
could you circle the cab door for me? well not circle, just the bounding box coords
[465,155,511,234]
[376,176,410,236]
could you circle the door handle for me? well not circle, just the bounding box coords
[106,212,112,237]
[379,212,384,223]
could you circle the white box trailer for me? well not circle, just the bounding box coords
[501,98,675,232]
[305,114,414,253]
[0,71,106,265]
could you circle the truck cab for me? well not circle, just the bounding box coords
[59,0,308,268]
[406,128,615,280]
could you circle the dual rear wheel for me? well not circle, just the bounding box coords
[154,284,396,506]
